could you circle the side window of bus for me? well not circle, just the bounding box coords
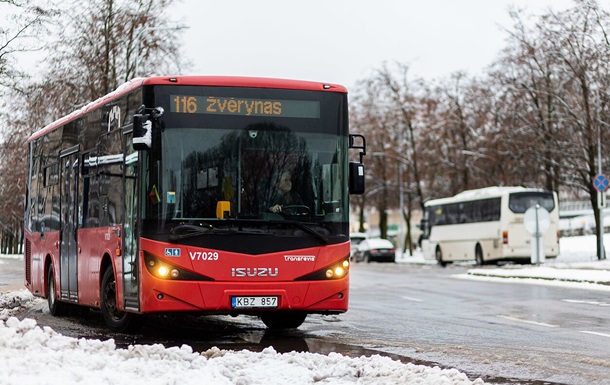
[446,204,459,225]
[99,129,124,226]
[480,198,501,221]
[458,202,469,223]
[42,162,60,231]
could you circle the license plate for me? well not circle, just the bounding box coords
[231,296,278,309]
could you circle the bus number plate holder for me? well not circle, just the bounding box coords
[231,296,278,309]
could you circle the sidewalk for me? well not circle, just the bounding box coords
[397,234,610,289]
[465,261,610,287]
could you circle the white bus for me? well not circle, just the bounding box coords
[420,186,560,265]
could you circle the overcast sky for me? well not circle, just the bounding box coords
[167,0,602,89]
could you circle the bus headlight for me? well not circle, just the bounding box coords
[157,266,169,277]
[143,251,214,281]
[296,257,350,281]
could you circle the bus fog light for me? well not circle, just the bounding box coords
[170,269,179,278]
[158,266,169,277]
[325,269,334,278]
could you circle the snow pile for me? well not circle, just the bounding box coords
[0,292,485,385]
[0,289,41,320]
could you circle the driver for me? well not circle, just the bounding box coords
[269,170,303,213]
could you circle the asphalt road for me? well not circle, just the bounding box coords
[2,257,609,385]
[317,262,610,385]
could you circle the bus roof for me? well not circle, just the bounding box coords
[424,186,551,207]
[28,76,347,143]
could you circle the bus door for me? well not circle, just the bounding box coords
[122,132,139,310]
[59,146,79,301]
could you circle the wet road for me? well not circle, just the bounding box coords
[3,257,609,385]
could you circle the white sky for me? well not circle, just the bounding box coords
[169,0,591,89]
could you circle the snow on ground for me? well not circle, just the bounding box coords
[458,234,610,290]
[0,268,485,384]
[397,234,610,291]
[0,234,607,385]
[0,290,484,385]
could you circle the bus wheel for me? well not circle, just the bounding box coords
[475,245,485,266]
[260,312,307,329]
[435,246,447,267]
[47,265,66,316]
[101,266,141,333]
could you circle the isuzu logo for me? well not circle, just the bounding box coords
[231,267,279,277]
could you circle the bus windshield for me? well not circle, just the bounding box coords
[156,128,347,223]
[508,191,555,213]
[142,85,349,237]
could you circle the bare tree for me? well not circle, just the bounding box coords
[0,0,52,91]
[540,0,610,259]
[0,0,188,254]
[41,0,187,115]
[350,76,398,240]
[373,63,428,254]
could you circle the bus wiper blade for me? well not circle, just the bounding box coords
[283,221,329,244]
[169,224,213,241]
[169,223,271,241]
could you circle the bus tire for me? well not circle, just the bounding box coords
[435,246,447,267]
[260,312,307,329]
[47,265,67,316]
[475,244,485,266]
[101,266,142,333]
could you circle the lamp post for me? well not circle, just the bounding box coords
[598,123,606,260]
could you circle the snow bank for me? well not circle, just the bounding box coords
[0,291,485,385]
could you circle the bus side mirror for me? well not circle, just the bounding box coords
[133,114,151,150]
[419,219,428,231]
[349,162,365,195]
[348,134,366,195]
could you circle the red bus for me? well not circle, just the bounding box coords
[24,76,366,332]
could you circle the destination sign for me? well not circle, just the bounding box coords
[170,95,320,118]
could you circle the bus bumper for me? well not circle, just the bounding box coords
[138,277,349,315]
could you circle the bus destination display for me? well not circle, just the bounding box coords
[171,95,320,118]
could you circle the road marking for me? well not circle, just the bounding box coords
[401,296,423,302]
[579,331,610,338]
[497,315,559,328]
[561,299,610,307]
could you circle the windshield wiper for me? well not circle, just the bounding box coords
[281,220,329,244]
[169,223,214,241]
[169,221,329,244]
[169,223,271,241]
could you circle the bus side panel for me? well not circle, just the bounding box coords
[429,222,500,262]
[76,226,121,307]
[25,231,60,298]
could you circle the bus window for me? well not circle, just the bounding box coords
[509,192,555,213]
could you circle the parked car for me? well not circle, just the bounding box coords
[349,232,368,259]
[353,238,396,263]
